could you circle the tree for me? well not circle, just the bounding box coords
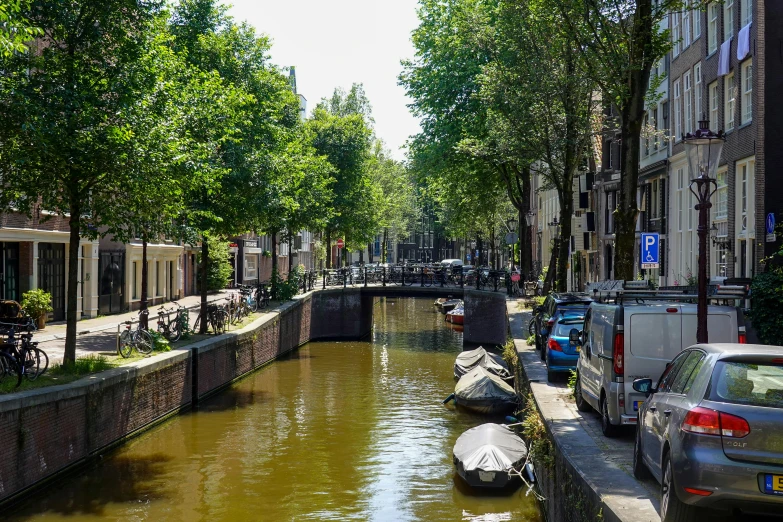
[553,0,684,280]
[0,0,41,57]
[306,100,375,267]
[0,0,171,365]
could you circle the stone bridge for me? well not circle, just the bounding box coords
[310,286,507,347]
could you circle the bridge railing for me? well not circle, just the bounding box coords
[313,265,512,294]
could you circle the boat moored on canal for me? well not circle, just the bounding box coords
[445,304,464,325]
[453,423,528,488]
[454,346,511,381]
[454,366,518,414]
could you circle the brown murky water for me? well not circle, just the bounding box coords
[9,298,542,521]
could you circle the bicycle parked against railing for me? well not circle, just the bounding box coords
[156,303,184,342]
[255,283,271,309]
[193,303,228,335]
[118,310,154,358]
[0,319,49,387]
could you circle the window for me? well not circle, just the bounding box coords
[677,168,684,232]
[708,2,719,54]
[693,0,702,38]
[674,79,681,140]
[709,81,719,127]
[709,361,783,408]
[736,157,755,237]
[244,254,258,280]
[742,59,752,124]
[157,260,163,296]
[741,0,752,27]
[643,113,650,156]
[724,72,735,131]
[671,351,706,394]
[716,243,729,277]
[132,261,138,299]
[653,106,659,150]
[651,179,660,220]
[724,0,734,40]
[658,351,691,392]
[672,11,681,56]
[694,63,702,124]
[683,8,691,48]
[715,168,728,220]
[683,72,693,134]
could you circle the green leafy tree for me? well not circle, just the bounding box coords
[0,0,171,365]
[553,0,687,280]
[0,0,41,57]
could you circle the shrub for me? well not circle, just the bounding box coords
[20,289,53,320]
[198,236,233,291]
[148,330,172,352]
[750,271,783,345]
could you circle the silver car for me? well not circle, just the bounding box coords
[632,343,783,521]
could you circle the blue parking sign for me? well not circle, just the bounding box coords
[641,233,659,269]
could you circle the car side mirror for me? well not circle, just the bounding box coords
[568,328,580,346]
[633,378,655,396]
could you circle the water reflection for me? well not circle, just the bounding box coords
[9,298,540,522]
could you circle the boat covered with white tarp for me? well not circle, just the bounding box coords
[453,346,512,381]
[453,423,528,488]
[454,366,517,414]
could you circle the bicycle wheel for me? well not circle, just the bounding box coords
[528,318,537,337]
[135,329,154,354]
[248,297,258,313]
[215,310,228,334]
[118,330,134,358]
[167,321,182,343]
[24,347,48,381]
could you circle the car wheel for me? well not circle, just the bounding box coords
[545,352,556,382]
[600,395,619,438]
[633,429,651,480]
[661,453,698,522]
[574,375,592,412]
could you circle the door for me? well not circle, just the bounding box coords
[38,243,65,321]
[99,251,125,315]
[579,308,601,404]
[0,242,20,302]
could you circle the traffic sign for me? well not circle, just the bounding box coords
[505,232,519,244]
[767,213,776,243]
[466,254,472,261]
[641,233,660,269]
[337,238,344,249]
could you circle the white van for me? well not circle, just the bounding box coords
[574,301,746,437]
[441,259,464,267]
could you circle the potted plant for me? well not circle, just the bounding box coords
[21,289,54,329]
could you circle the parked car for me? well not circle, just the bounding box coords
[441,259,464,268]
[632,343,783,521]
[532,293,593,361]
[544,316,584,382]
[574,301,746,437]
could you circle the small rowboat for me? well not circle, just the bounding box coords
[454,346,512,381]
[434,298,448,308]
[441,299,462,314]
[445,305,464,325]
[454,367,518,414]
[453,423,528,488]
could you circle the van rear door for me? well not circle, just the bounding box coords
[624,306,683,417]
[680,306,737,346]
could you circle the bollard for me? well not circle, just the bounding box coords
[191,346,200,408]
[382,267,386,287]
[421,267,424,287]
[323,270,326,290]
[343,268,347,289]
[460,267,464,288]
[364,266,368,288]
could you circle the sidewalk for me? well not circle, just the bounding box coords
[35,291,231,365]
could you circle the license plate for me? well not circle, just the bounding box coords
[478,470,496,482]
[633,401,644,412]
[764,474,783,495]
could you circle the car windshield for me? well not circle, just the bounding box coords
[554,321,583,338]
[708,360,783,408]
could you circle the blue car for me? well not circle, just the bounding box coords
[545,316,584,382]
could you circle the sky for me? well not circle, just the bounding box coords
[227,0,422,161]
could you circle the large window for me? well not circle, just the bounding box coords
[651,179,660,220]
[741,59,752,124]
[683,7,691,48]
[708,2,719,54]
[715,168,728,220]
[741,0,752,27]
[694,63,702,124]
[674,79,681,140]
[736,158,755,237]
[693,0,702,38]
[724,0,734,40]
[709,81,719,126]
[672,11,681,57]
[606,191,617,234]
[724,72,735,132]
[715,243,729,277]
[683,72,693,134]
[677,168,684,232]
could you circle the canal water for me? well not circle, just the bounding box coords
[9,298,541,522]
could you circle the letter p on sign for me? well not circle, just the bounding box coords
[641,233,659,269]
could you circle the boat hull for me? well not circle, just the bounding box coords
[445,312,463,325]
[454,397,517,414]
[454,458,521,488]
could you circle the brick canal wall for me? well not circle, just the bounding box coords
[0,292,325,506]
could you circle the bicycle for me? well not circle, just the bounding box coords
[0,320,49,387]
[156,304,182,342]
[255,283,271,309]
[118,310,154,358]
[193,303,228,335]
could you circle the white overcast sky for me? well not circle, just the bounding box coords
[227,0,422,161]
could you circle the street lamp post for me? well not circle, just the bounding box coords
[684,119,725,344]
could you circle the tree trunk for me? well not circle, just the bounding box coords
[63,204,81,366]
[557,189,574,292]
[325,230,332,269]
[542,241,558,294]
[199,237,208,334]
[521,170,532,280]
[382,227,388,263]
[140,235,148,330]
[614,109,645,281]
[288,230,293,273]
